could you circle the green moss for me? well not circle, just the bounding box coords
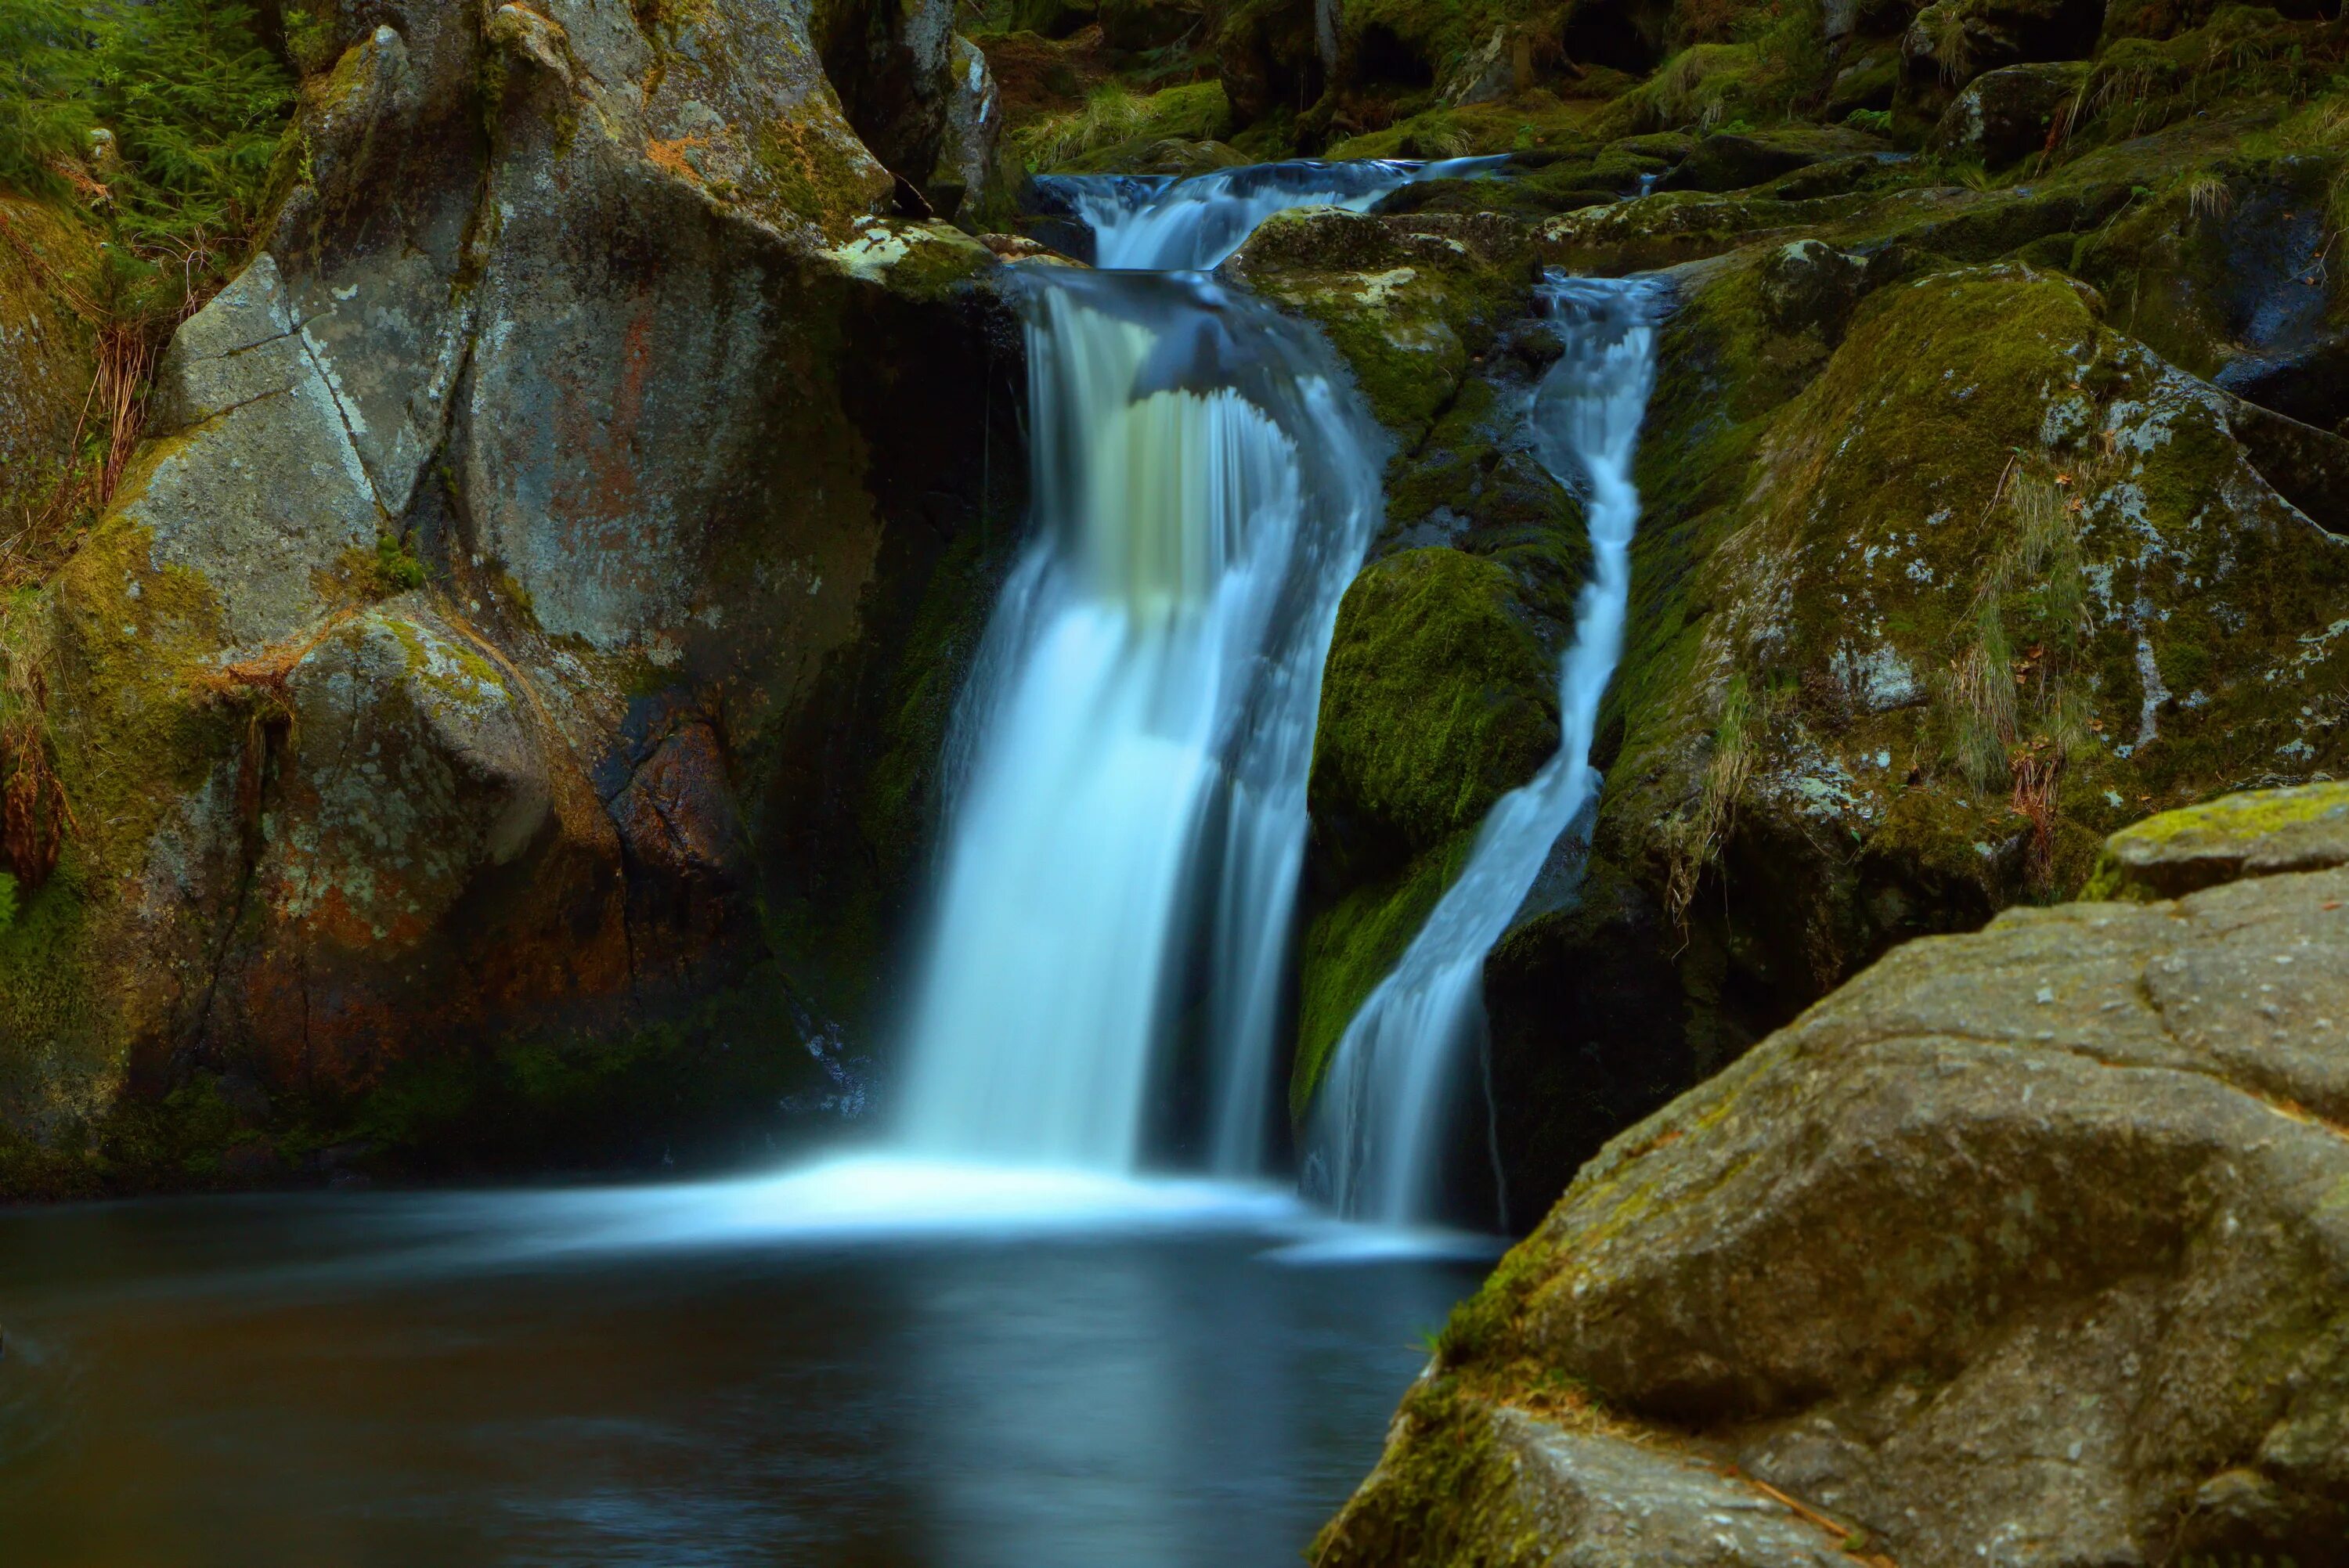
[0,863,106,1119]
[1313,547,1560,861]
[861,223,997,301]
[753,107,891,238]
[1027,80,1235,173]
[1310,1367,1578,1568]
[1597,12,1829,140]
[2084,783,2349,900]
[1293,831,1474,1122]
[1324,94,1608,164]
[1231,208,1532,441]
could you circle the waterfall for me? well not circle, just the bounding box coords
[1041,157,1505,272]
[1307,273,1664,1224]
[895,164,1413,1171]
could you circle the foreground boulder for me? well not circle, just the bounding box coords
[1319,783,2349,1566]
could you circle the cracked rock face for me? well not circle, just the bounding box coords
[12,0,1020,1144]
[1317,786,2349,1567]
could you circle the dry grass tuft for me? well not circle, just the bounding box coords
[1665,675,1760,930]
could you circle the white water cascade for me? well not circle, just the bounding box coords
[896,165,1456,1173]
[1049,157,1506,271]
[1307,273,1664,1224]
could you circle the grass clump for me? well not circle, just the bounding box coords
[1935,462,2098,889]
[1015,78,1229,170]
[1662,672,1763,929]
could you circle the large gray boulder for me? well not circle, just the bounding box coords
[9,0,1021,1174]
[1320,784,2349,1566]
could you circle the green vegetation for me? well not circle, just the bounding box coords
[0,0,296,601]
[1312,549,1559,866]
[0,0,293,265]
[1015,78,1230,169]
[371,532,428,594]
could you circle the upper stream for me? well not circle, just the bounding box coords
[904,163,1660,1224]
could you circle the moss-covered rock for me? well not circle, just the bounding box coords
[1322,786,2349,1565]
[1927,57,2090,164]
[2084,778,2349,899]
[1312,547,1562,871]
[1564,257,2349,1101]
[1226,205,1539,436]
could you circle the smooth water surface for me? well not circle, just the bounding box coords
[0,1165,1482,1566]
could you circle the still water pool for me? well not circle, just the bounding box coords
[0,1158,1485,1566]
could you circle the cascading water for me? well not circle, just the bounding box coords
[1045,157,1506,271]
[1306,273,1664,1224]
[897,163,1473,1173]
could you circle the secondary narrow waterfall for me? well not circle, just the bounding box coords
[1308,274,1663,1224]
[896,165,1456,1172]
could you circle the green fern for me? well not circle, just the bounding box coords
[86,0,295,253]
[1,0,293,269]
[0,0,96,200]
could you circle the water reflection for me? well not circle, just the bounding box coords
[0,1169,1485,1566]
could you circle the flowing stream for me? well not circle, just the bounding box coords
[899,162,1467,1173]
[1308,274,1664,1224]
[1050,157,1504,270]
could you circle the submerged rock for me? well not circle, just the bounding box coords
[1320,785,2349,1566]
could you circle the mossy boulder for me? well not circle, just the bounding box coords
[1225,205,1539,437]
[1534,186,1873,273]
[2073,142,2348,433]
[1034,80,1239,171]
[1657,124,1885,191]
[1579,257,2349,1083]
[2084,779,2349,899]
[929,36,1016,225]
[1925,58,2091,165]
[1312,547,1562,874]
[1321,786,2349,1565]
